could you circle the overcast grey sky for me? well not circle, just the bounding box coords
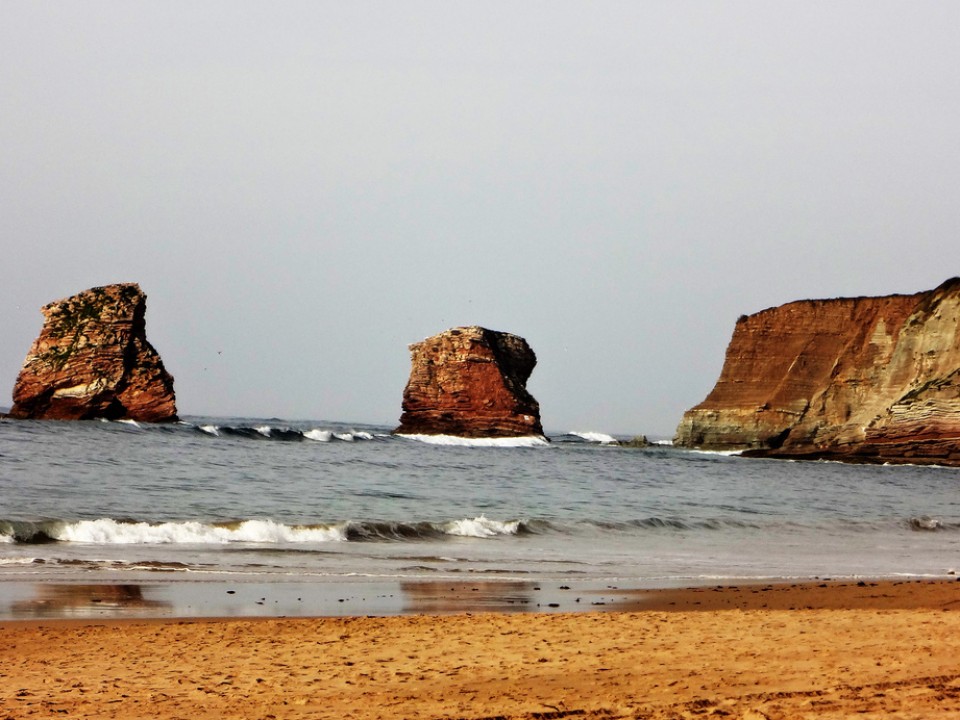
[2,2,958,434]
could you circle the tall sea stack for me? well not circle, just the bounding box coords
[9,283,178,422]
[394,326,544,438]
[675,278,960,465]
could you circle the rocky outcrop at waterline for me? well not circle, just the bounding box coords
[9,283,178,422]
[675,278,960,465]
[394,326,544,438]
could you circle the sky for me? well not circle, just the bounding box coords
[2,1,959,435]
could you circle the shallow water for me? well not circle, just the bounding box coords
[2,416,959,602]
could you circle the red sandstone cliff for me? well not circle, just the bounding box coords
[9,283,178,422]
[675,279,960,465]
[394,326,544,438]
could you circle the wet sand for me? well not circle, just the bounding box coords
[3,579,960,719]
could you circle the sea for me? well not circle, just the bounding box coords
[1,416,959,618]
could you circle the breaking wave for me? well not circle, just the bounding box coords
[568,431,619,445]
[303,429,375,442]
[443,516,522,537]
[94,418,631,448]
[395,434,549,448]
[909,516,946,531]
[195,423,380,443]
[0,516,534,546]
[4,514,949,547]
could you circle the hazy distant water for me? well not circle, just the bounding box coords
[2,416,959,594]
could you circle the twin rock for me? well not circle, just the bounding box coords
[6,283,541,439]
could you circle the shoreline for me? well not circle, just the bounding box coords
[3,575,958,622]
[3,578,960,719]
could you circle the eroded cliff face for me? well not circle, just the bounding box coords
[394,326,544,438]
[675,279,960,465]
[9,283,178,422]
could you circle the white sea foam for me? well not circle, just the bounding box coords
[687,448,743,457]
[199,425,220,437]
[51,518,347,544]
[442,516,521,538]
[397,434,550,448]
[304,429,375,442]
[304,429,333,442]
[910,516,943,531]
[570,431,619,445]
[254,425,273,437]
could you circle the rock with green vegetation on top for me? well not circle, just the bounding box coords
[9,283,178,422]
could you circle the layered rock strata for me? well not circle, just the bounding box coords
[394,326,544,438]
[675,278,960,465]
[9,283,178,422]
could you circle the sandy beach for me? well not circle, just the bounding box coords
[3,579,960,719]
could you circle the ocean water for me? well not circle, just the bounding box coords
[1,416,959,616]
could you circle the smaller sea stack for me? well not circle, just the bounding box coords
[394,326,544,438]
[9,283,178,422]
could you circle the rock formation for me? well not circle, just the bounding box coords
[394,326,544,438]
[9,283,178,422]
[675,278,960,465]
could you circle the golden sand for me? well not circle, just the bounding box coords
[3,580,960,719]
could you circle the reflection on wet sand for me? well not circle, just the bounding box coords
[12,584,170,619]
[401,580,537,614]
